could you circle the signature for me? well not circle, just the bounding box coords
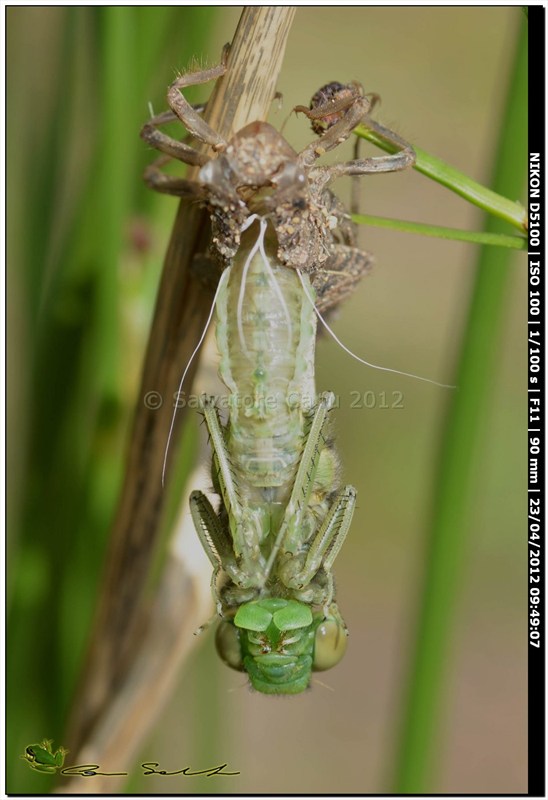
[60,762,240,777]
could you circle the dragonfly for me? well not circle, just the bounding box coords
[141,48,415,693]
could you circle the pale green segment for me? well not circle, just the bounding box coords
[215,221,317,505]
[234,598,314,632]
[272,601,313,630]
[234,602,273,631]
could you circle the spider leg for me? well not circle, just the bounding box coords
[310,114,415,185]
[296,80,415,184]
[297,85,371,169]
[142,160,205,199]
[140,106,209,167]
[166,45,230,152]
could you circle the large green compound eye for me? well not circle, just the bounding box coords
[312,618,348,671]
[215,621,245,672]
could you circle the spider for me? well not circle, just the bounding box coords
[140,45,415,315]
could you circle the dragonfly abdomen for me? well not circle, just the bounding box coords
[216,220,317,497]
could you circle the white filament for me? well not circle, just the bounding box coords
[162,267,230,487]
[237,214,292,358]
[312,677,336,692]
[257,222,293,351]
[163,214,295,486]
[236,224,262,358]
[297,270,456,390]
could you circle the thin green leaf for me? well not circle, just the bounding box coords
[353,213,526,249]
[391,13,527,793]
[356,126,527,232]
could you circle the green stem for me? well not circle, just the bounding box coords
[353,213,526,250]
[356,130,527,233]
[391,13,527,793]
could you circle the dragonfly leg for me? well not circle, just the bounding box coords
[190,489,262,598]
[194,612,220,637]
[280,485,357,605]
[286,391,337,536]
[199,395,266,580]
[199,395,241,523]
[322,574,335,620]
[262,392,337,582]
[324,600,349,635]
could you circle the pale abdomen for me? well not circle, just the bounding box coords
[215,222,317,504]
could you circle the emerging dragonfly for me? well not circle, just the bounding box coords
[141,48,415,693]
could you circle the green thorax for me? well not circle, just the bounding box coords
[215,597,347,695]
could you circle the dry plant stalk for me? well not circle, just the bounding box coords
[65,5,296,763]
[57,471,213,793]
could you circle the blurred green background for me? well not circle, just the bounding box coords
[7,7,526,794]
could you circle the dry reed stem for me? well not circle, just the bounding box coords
[65,5,296,761]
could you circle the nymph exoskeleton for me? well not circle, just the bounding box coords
[141,49,415,694]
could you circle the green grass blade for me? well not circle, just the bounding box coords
[391,14,527,793]
[353,213,526,249]
[356,129,527,232]
[7,8,218,793]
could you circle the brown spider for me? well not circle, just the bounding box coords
[140,46,415,315]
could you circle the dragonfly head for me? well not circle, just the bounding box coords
[215,597,347,694]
